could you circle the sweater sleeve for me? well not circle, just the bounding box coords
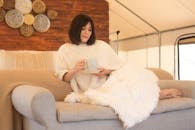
[54,45,69,80]
[97,40,124,70]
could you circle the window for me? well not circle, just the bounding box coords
[178,37,195,80]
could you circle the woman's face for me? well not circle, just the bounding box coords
[80,22,92,43]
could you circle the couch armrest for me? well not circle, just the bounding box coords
[158,80,195,99]
[12,85,57,125]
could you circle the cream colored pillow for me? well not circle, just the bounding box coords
[0,50,56,72]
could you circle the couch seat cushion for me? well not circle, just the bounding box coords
[56,98,195,122]
[56,102,117,122]
[152,97,195,114]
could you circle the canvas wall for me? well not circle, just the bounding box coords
[111,26,195,79]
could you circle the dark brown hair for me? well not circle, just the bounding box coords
[68,14,96,45]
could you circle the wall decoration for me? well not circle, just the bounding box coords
[32,0,46,14]
[0,0,4,7]
[15,0,32,14]
[33,14,50,32]
[24,14,34,25]
[0,8,6,22]
[2,0,15,10]
[0,0,58,37]
[19,24,34,37]
[0,0,108,51]
[47,9,58,20]
[5,9,24,28]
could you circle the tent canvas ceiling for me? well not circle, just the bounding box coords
[107,0,195,41]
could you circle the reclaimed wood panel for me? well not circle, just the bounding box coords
[0,0,108,50]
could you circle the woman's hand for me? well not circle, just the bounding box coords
[92,67,112,78]
[63,59,86,82]
[73,59,86,73]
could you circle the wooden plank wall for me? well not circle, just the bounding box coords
[0,0,108,50]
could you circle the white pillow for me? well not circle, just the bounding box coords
[0,50,56,72]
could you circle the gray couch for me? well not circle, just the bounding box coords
[11,70,195,130]
[1,50,194,130]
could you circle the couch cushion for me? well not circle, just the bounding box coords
[147,68,173,80]
[152,97,195,114]
[0,50,55,71]
[56,102,117,122]
[0,70,72,101]
[56,98,195,122]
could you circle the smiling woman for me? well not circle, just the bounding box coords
[55,14,120,86]
[80,22,92,44]
[54,14,160,129]
[68,14,95,46]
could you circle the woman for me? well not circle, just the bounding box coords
[55,14,123,99]
[55,13,181,102]
[55,14,178,128]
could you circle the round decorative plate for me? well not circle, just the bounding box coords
[15,0,32,14]
[47,9,58,20]
[0,8,6,22]
[24,14,35,25]
[5,9,24,28]
[32,0,46,14]
[20,24,34,37]
[2,0,15,10]
[33,14,50,32]
[0,0,4,8]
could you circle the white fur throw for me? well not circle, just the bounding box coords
[65,62,160,128]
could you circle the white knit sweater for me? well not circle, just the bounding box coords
[55,40,123,92]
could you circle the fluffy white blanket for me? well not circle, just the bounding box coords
[65,62,160,128]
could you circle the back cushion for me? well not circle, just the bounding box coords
[147,68,174,80]
[0,70,72,100]
[0,50,56,72]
